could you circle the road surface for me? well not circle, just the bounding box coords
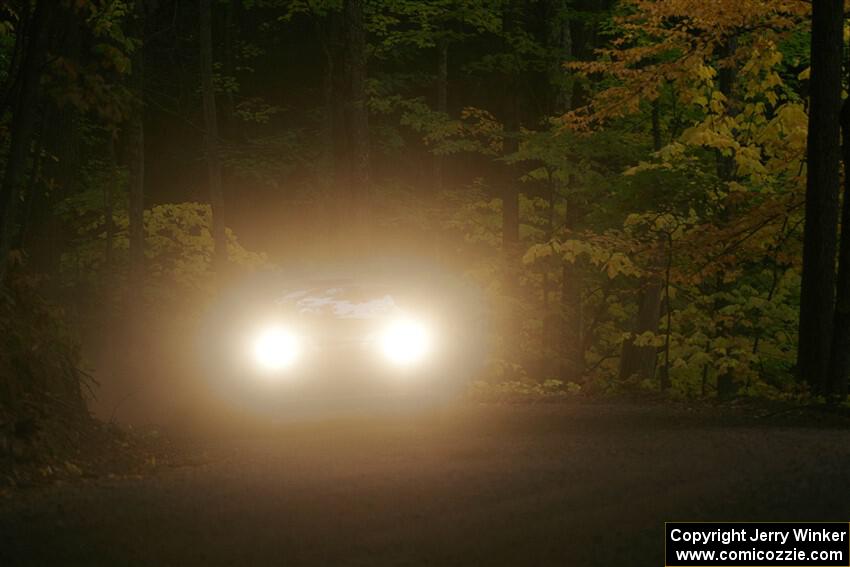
[2,402,850,566]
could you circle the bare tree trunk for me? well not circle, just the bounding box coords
[200,0,228,276]
[500,3,521,301]
[829,96,850,399]
[658,232,674,391]
[619,278,662,382]
[500,104,521,373]
[343,0,370,248]
[0,6,28,120]
[546,0,572,114]
[619,101,664,384]
[18,137,44,251]
[128,0,146,289]
[714,36,739,399]
[221,0,239,139]
[105,137,116,267]
[127,119,145,282]
[318,15,335,172]
[0,0,48,284]
[798,0,843,395]
[35,108,79,278]
[325,11,348,256]
[560,193,583,383]
[501,139,519,260]
[22,111,56,277]
[432,39,448,192]
[23,2,81,279]
[541,168,557,375]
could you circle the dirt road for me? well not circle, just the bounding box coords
[2,402,850,566]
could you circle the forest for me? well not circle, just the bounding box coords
[5,1,850,565]
[1,0,849,433]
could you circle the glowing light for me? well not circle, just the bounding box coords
[380,318,431,366]
[252,326,299,371]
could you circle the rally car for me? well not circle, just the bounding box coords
[201,267,486,416]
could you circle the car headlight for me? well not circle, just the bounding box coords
[252,325,299,371]
[379,318,432,366]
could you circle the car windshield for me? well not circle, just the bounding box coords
[277,285,398,319]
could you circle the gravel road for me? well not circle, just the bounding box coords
[2,402,850,566]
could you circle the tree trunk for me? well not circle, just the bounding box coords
[501,141,519,259]
[128,0,146,289]
[329,9,346,188]
[619,101,664,384]
[714,36,739,399]
[22,2,82,279]
[829,97,850,398]
[560,192,583,383]
[500,3,521,291]
[221,0,239,139]
[798,0,843,394]
[343,0,370,248]
[541,169,557,375]
[0,0,48,284]
[105,137,117,267]
[619,279,662,382]
[432,39,448,192]
[501,106,521,371]
[200,0,228,276]
[326,10,348,254]
[21,110,59,277]
[658,232,674,391]
[546,0,572,114]
[318,15,335,173]
[0,4,28,120]
[18,137,44,251]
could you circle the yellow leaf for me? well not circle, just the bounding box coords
[64,461,83,476]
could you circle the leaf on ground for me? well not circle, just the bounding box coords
[64,461,83,476]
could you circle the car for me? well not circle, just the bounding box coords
[201,265,488,418]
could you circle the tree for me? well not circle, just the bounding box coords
[380,0,502,191]
[434,36,448,191]
[544,0,573,115]
[200,0,228,275]
[342,0,370,246]
[0,0,49,284]
[830,94,850,398]
[618,103,663,385]
[797,0,843,395]
[128,0,146,289]
[25,2,81,277]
